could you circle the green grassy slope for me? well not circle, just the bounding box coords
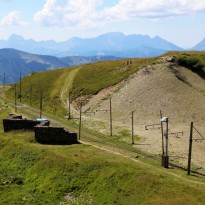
[0,101,205,205]
[5,51,205,117]
[71,58,157,99]
[166,51,205,79]
[6,67,76,116]
[5,57,157,115]
[166,51,205,64]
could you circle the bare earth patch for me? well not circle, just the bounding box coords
[75,63,205,172]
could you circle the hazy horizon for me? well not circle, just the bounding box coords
[0,0,205,48]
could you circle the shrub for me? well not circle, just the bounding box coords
[177,56,205,79]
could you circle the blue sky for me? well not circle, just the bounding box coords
[0,0,205,48]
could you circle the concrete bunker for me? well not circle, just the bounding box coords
[3,115,49,132]
[34,123,78,145]
[2,115,78,145]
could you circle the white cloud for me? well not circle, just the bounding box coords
[104,0,205,20]
[34,0,104,28]
[33,0,205,29]
[0,11,29,26]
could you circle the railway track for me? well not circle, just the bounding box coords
[2,98,205,177]
[18,105,160,158]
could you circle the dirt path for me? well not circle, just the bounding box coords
[60,67,81,114]
[4,87,204,186]
[81,141,205,186]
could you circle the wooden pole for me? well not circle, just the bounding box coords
[29,84,32,106]
[19,71,22,103]
[68,92,71,119]
[160,110,165,155]
[109,98,113,136]
[162,117,169,168]
[165,118,169,157]
[79,102,82,140]
[187,122,193,175]
[3,73,5,89]
[131,111,134,144]
[39,89,43,118]
[14,84,17,113]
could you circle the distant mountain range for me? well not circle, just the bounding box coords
[1,32,204,84]
[0,32,185,58]
[192,38,205,50]
[0,48,119,83]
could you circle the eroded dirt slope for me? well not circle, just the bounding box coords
[80,63,205,171]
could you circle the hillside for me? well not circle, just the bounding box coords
[5,51,205,172]
[5,51,205,121]
[1,90,205,205]
[80,52,205,171]
[93,52,205,124]
[0,48,71,83]
[0,48,120,83]
[5,57,157,115]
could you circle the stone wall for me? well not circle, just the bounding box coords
[34,125,78,145]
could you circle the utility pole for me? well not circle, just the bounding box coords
[109,98,113,136]
[131,111,135,144]
[160,110,165,156]
[29,84,32,106]
[165,118,169,159]
[39,88,43,118]
[187,122,193,175]
[68,91,71,119]
[78,99,89,140]
[19,71,22,103]
[161,117,169,168]
[14,84,17,113]
[79,101,82,140]
[3,73,5,89]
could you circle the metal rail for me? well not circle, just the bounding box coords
[18,105,160,159]
[4,101,205,177]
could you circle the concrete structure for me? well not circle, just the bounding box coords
[2,115,48,132]
[3,115,78,145]
[34,124,77,145]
